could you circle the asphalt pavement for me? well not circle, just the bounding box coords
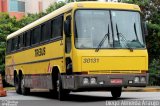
[0,89,160,106]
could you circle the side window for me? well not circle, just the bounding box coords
[23,31,31,47]
[11,38,14,51]
[36,26,41,43]
[6,41,9,53]
[17,35,20,49]
[31,29,34,45]
[31,26,41,45]
[7,40,12,54]
[41,24,46,41]
[51,15,63,38]
[41,21,51,42]
[20,34,23,48]
[26,31,31,46]
[15,37,18,50]
[31,26,41,44]
[47,21,51,40]
[23,32,27,47]
[11,37,18,51]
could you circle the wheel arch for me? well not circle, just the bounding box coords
[13,70,18,84]
[51,66,60,77]
[18,70,23,79]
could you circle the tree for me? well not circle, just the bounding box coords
[18,13,44,27]
[46,1,66,14]
[0,13,21,73]
[123,0,160,60]
[0,1,67,74]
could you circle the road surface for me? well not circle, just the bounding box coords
[0,90,160,106]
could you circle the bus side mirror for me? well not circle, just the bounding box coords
[143,22,148,36]
[64,16,71,37]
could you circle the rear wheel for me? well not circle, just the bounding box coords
[15,74,21,94]
[111,87,122,99]
[21,75,30,95]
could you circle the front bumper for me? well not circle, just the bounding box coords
[61,73,149,91]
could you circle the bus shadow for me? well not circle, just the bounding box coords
[29,91,137,102]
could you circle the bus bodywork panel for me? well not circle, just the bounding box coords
[5,40,64,86]
[72,50,148,74]
[62,49,148,90]
[5,2,148,91]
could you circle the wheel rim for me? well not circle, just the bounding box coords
[21,78,25,93]
[56,80,60,92]
[15,76,19,91]
[15,83,18,91]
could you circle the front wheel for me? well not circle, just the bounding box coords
[111,87,122,99]
[56,74,69,101]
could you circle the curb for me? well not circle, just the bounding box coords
[123,87,160,92]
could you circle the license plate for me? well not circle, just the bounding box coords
[111,79,122,84]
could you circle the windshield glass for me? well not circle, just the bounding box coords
[75,10,145,49]
[75,10,113,48]
[112,11,144,48]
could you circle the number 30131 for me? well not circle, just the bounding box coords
[83,58,99,63]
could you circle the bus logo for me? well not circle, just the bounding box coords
[35,47,46,57]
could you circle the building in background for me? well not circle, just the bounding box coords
[0,0,8,12]
[0,0,56,20]
[25,0,56,14]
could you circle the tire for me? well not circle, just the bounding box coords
[21,75,30,95]
[49,89,58,98]
[111,87,122,99]
[15,74,21,94]
[56,73,69,101]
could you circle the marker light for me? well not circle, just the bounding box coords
[134,77,140,83]
[90,78,97,84]
[83,78,89,84]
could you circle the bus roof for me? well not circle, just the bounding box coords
[7,1,140,40]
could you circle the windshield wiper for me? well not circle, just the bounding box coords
[116,24,133,51]
[95,24,110,52]
[134,23,144,47]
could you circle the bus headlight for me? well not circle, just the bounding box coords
[90,77,97,84]
[83,78,89,84]
[134,77,140,83]
[140,77,146,83]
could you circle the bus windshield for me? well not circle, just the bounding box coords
[75,10,145,49]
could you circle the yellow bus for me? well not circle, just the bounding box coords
[5,1,148,100]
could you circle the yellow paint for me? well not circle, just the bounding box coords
[5,2,148,85]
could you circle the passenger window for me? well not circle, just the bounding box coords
[17,36,20,49]
[41,24,46,41]
[7,40,12,53]
[31,26,41,45]
[23,32,27,47]
[41,21,51,42]
[51,15,63,38]
[11,37,18,51]
[26,31,31,46]
[20,34,23,48]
